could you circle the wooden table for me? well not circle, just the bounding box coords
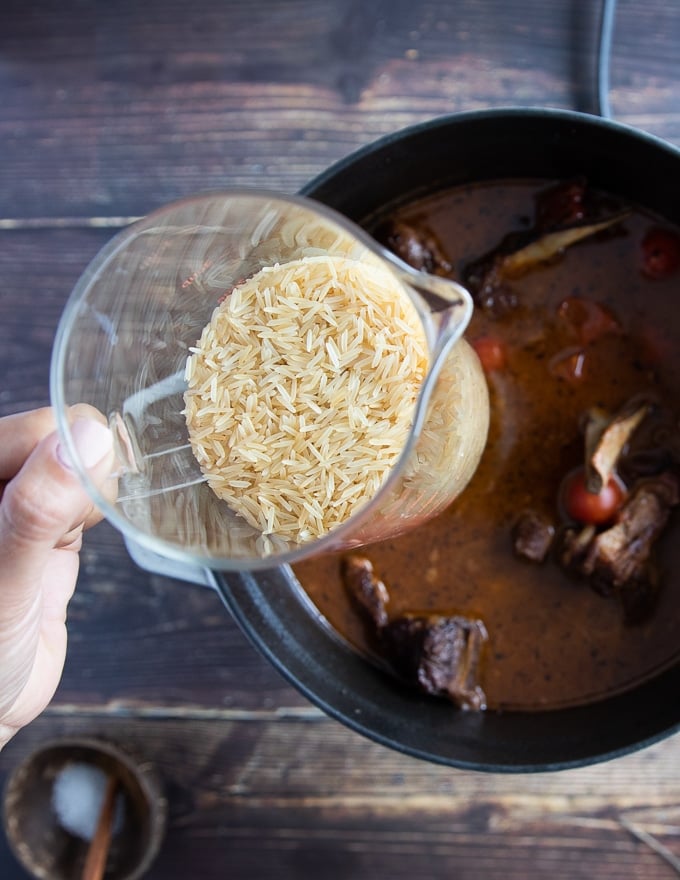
[2,1,680,877]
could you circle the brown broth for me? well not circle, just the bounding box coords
[292,179,680,712]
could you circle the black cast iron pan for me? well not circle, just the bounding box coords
[213,108,680,772]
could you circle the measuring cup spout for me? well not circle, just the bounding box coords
[384,252,475,359]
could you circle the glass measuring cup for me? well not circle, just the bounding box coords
[51,191,489,571]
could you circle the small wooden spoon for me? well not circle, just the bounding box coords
[81,775,118,880]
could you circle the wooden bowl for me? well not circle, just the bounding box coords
[2,738,167,880]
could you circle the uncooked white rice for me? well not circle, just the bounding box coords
[183,255,429,542]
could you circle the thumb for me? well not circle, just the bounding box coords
[0,418,114,622]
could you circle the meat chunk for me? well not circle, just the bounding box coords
[341,554,487,711]
[341,555,390,629]
[462,240,522,318]
[381,614,488,711]
[560,472,679,620]
[534,177,587,231]
[586,472,679,588]
[375,220,452,276]
[512,510,555,562]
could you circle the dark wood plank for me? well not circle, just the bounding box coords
[2,715,680,879]
[0,228,113,413]
[1,0,678,220]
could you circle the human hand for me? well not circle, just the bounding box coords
[0,407,113,749]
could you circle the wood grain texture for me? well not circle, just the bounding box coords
[1,1,680,878]
[2,715,680,879]
[0,0,678,219]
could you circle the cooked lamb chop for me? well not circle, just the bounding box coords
[341,555,487,710]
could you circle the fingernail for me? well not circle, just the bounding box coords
[57,419,114,471]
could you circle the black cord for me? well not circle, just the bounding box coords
[595,0,618,118]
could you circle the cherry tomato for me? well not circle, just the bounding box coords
[641,227,680,280]
[472,335,506,372]
[556,296,620,346]
[560,467,626,526]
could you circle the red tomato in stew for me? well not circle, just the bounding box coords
[641,227,680,279]
[560,467,626,525]
[472,336,506,372]
[556,296,620,346]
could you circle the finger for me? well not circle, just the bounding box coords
[0,405,114,532]
[0,408,56,481]
[0,419,114,621]
[0,404,108,483]
[61,405,117,530]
